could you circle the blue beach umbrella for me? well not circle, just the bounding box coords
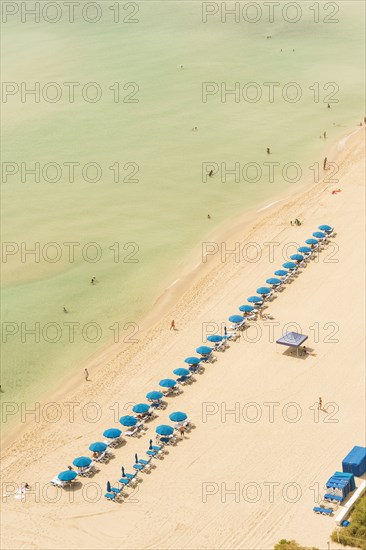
[275,269,288,277]
[247,296,263,303]
[169,411,187,423]
[305,238,318,245]
[313,231,326,239]
[257,287,271,295]
[184,356,201,365]
[228,315,244,323]
[58,470,77,481]
[196,346,212,355]
[298,246,312,254]
[156,425,174,436]
[146,390,163,400]
[207,335,223,343]
[132,403,150,414]
[103,428,122,439]
[239,305,254,313]
[266,278,282,286]
[107,481,111,492]
[89,442,108,453]
[119,415,138,427]
[283,262,297,270]
[319,225,333,232]
[72,456,92,468]
[159,378,177,388]
[290,254,304,261]
[173,368,191,377]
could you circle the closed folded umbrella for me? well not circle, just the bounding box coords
[184,356,201,365]
[135,453,138,463]
[119,415,138,427]
[169,411,187,422]
[132,403,150,414]
[156,425,174,436]
[173,368,191,377]
[107,481,111,492]
[73,456,92,468]
[58,470,77,481]
[103,428,122,439]
[196,346,212,355]
[159,378,176,388]
[207,335,223,343]
[89,442,107,453]
[121,466,126,477]
[146,391,163,400]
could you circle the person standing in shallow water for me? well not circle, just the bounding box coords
[267,148,271,154]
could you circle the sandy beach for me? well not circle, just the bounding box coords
[1,127,365,550]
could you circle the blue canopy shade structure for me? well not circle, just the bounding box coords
[319,225,333,232]
[184,356,201,365]
[159,378,177,388]
[276,332,308,356]
[207,335,223,343]
[275,269,288,277]
[58,470,78,481]
[89,442,108,453]
[173,368,191,377]
[156,425,174,436]
[247,296,263,303]
[342,446,366,477]
[132,403,150,414]
[169,411,187,423]
[239,304,254,313]
[283,262,297,270]
[266,278,282,286]
[228,315,244,324]
[298,246,312,254]
[119,415,138,427]
[103,428,122,439]
[290,254,304,261]
[73,456,92,468]
[196,346,212,355]
[313,231,326,239]
[146,390,163,400]
[256,287,271,295]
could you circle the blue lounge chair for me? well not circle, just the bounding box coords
[324,493,343,502]
[313,506,333,515]
[105,492,116,501]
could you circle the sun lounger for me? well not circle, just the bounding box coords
[133,462,150,473]
[50,477,68,488]
[119,477,137,487]
[214,340,228,352]
[313,506,333,515]
[324,493,343,502]
[105,492,117,501]
[77,463,96,477]
[125,426,139,437]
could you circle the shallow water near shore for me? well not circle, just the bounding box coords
[1,1,365,438]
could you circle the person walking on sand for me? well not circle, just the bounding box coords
[323,131,327,139]
[267,147,271,155]
[208,169,214,177]
[323,157,328,170]
[318,397,323,410]
[207,214,211,219]
[91,276,96,285]
[179,425,186,438]
[170,320,176,331]
[84,368,89,381]
[327,104,331,109]
[63,306,68,313]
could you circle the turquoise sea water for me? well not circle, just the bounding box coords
[1,1,365,434]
